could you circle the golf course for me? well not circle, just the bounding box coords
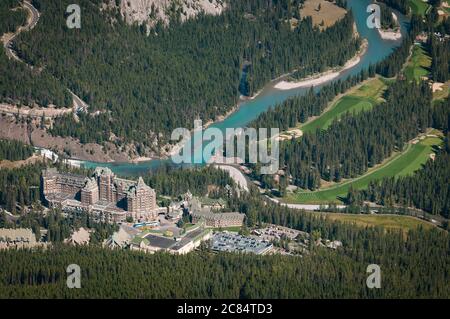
[404,44,431,82]
[408,0,431,16]
[285,134,443,204]
[300,77,387,133]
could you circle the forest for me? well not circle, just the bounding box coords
[0,158,448,298]
[0,0,71,107]
[3,0,361,149]
[249,16,422,132]
[0,139,34,161]
[0,0,27,35]
[380,3,397,30]
[346,130,450,218]
[254,80,432,191]
[429,33,450,82]
[143,165,234,200]
[0,209,448,298]
[378,0,409,14]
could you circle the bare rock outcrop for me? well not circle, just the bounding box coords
[104,0,226,30]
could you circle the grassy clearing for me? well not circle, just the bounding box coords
[301,77,387,133]
[312,212,436,232]
[404,44,431,82]
[286,136,443,204]
[299,0,347,30]
[408,0,430,16]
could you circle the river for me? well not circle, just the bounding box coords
[82,0,409,176]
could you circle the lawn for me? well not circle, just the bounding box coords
[408,0,430,16]
[300,0,347,30]
[312,213,436,232]
[404,45,431,82]
[286,136,443,204]
[301,77,387,133]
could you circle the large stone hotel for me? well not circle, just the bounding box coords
[42,167,159,223]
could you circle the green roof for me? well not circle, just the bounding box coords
[131,237,149,245]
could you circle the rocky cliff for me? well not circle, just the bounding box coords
[105,0,226,30]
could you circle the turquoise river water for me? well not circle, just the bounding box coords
[82,0,409,176]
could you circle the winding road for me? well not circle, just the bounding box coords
[2,1,89,112]
[3,1,40,63]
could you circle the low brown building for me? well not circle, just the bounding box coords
[191,211,245,228]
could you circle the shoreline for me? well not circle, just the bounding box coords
[274,39,368,90]
[378,28,402,41]
[166,103,240,158]
[378,12,402,41]
[72,40,370,166]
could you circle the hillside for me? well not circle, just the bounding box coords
[0,0,360,159]
[106,0,226,31]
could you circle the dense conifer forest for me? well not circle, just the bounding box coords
[249,16,422,132]
[0,139,34,161]
[0,163,44,213]
[0,0,71,107]
[0,0,449,299]
[429,34,450,82]
[380,3,397,30]
[0,216,448,298]
[378,0,409,14]
[143,165,234,198]
[252,80,432,191]
[346,131,450,218]
[0,0,27,35]
[2,0,360,146]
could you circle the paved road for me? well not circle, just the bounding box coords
[213,164,249,191]
[69,90,90,112]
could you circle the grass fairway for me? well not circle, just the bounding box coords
[301,78,387,133]
[404,45,431,82]
[408,0,430,16]
[286,136,442,204]
[313,212,436,232]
